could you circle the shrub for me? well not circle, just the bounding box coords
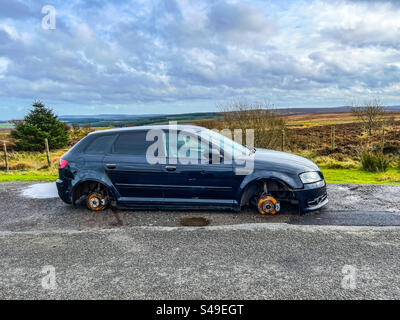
[375,153,390,172]
[360,151,389,172]
[361,152,376,172]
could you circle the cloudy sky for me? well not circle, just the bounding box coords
[0,0,400,119]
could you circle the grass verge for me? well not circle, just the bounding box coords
[0,168,58,182]
[321,168,400,185]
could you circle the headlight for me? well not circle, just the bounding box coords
[299,171,322,184]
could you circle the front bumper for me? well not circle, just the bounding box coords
[293,180,328,213]
[56,178,73,204]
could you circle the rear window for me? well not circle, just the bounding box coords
[113,131,154,156]
[84,135,116,154]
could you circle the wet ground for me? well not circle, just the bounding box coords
[0,182,399,299]
[1,182,399,232]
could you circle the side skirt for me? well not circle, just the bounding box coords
[116,197,237,211]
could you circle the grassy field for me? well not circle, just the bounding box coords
[1,112,400,184]
[286,111,400,125]
[0,148,65,182]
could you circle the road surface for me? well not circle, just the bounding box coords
[0,182,399,299]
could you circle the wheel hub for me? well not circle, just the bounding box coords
[90,197,100,208]
[257,196,279,215]
[87,193,106,211]
[262,200,274,214]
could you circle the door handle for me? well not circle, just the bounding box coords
[106,163,116,169]
[165,165,176,172]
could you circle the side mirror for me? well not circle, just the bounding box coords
[209,149,223,164]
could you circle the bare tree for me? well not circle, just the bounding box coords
[217,101,286,149]
[351,99,386,136]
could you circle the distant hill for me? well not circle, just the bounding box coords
[59,112,222,127]
[275,106,400,114]
[4,106,399,128]
[59,114,163,120]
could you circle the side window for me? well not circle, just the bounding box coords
[84,135,116,154]
[164,131,208,161]
[113,131,154,156]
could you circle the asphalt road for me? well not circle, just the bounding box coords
[0,181,399,299]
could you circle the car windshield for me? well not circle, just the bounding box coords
[202,128,250,157]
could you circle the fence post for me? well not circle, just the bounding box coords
[381,122,385,153]
[331,126,335,151]
[44,138,51,167]
[281,128,285,151]
[3,142,8,172]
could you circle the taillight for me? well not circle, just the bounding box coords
[59,158,68,169]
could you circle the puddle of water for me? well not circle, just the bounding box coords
[21,182,59,199]
[180,217,210,227]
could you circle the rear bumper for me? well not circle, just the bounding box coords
[56,178,73,204]
[293,180,328,213]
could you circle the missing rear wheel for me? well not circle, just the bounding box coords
[87,192,108,211]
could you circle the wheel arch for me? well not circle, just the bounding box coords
[238,174,297,207]
[72,178,117,205]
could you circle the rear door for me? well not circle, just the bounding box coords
[103,130,163,201]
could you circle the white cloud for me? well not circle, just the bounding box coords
[0,24,19,40]
[0,57,10,78]
[1,0,400,118]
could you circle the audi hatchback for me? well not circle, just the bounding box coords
[56,125,328,214]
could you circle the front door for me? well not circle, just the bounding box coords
[160,130,237,206]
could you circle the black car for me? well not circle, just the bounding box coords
[56,125,328,214]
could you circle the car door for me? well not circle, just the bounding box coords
[160,130,237,206]
[103,130,163,202]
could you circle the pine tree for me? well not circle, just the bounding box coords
[11,101,69,151]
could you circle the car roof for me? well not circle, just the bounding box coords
[89,124,207,135]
